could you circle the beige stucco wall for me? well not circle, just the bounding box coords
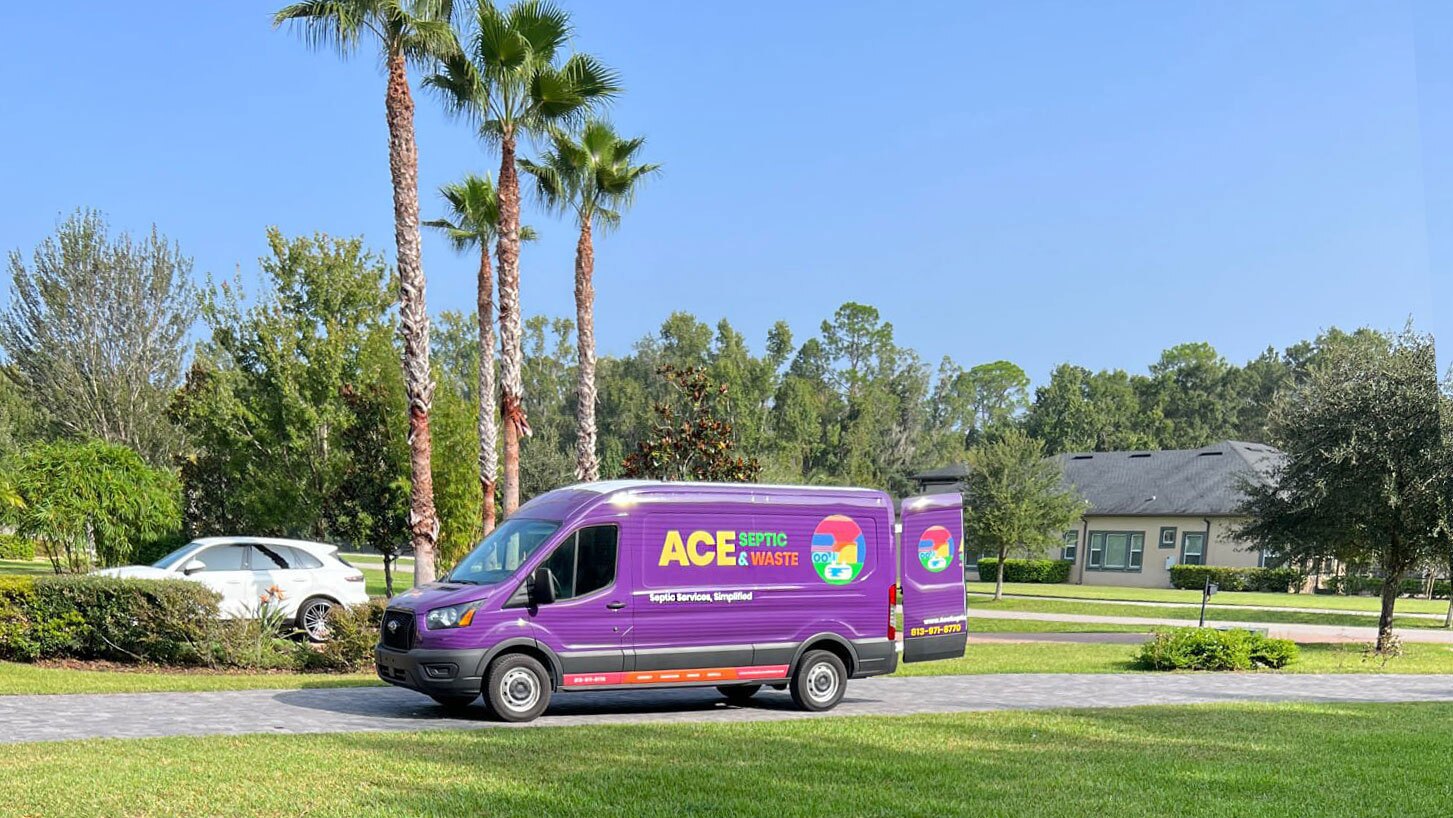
[1069,515,1261,588]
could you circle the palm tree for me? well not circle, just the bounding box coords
[274,0,459,583]
[521,121,659,480]
[424,175,535,534]
[425,0,618,514]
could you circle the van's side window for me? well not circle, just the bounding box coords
[541,525,618,601]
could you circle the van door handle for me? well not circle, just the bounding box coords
[606,601,626,610]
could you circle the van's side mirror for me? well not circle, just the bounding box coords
[181,560,205,576]
[529,566,557,606]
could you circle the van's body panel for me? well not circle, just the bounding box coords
[376,481,960,707]
[899,492,969,663]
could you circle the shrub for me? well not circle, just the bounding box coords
[976,558,1071,584]
[0,575,220,665]
[1137,627,1299,671]
[298,600,385,672]
[1169,565,1299,593]
[1397,578,1450,599]
[0,534,36,561]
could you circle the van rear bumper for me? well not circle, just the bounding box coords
[375,646,488,697]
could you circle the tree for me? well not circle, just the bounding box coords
[1137,342,1236,448]
[426,0,619,516]
[11,439,181,572]
[622,365,762,482]
[326,381,409,596]
[0,208,195,466]
[1237,330,1445,651]
[963,428,1087,600]
[521,120,659,482]
[274,0,458,584]
[1025,364,1155,454]
[174,231,399,543]
[424,174,535,534]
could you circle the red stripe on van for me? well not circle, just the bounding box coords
[562,664,790,688]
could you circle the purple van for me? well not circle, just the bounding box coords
[375,481,967,722]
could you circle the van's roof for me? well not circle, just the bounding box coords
[518,480,892,522]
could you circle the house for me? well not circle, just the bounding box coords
[910,440,1284,588]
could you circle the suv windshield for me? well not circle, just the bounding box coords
[447,518,561,585]
[151,542,201,570]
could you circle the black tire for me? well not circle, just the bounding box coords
[482,653,551,723]
[717,684,762,705]
[790,650,847,712]
[296,597,336,643]
[429,693,478,711]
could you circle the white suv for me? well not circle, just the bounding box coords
[96,537,370,640]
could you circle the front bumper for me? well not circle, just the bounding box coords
[375,646,489,697]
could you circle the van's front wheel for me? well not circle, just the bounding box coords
[483,654,551,723]
[790,650,846,712]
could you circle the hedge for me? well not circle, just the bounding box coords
[0,574,379,670]
[1136,627,1300,671]
[1315,576,1450,599]
[0,534,36,561]
[976,558,1071,584]
[1168,565,1299,593]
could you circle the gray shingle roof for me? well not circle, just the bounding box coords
[1056,441,1283,516]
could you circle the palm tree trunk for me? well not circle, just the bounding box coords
[476,243,498,535]
[384,51,438,585]
[573,219,599,481]
[496,131,527,516]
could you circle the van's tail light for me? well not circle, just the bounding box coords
[887,584,897,641]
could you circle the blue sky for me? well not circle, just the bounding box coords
[0,1,1444,382]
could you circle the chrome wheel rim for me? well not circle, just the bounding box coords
[805,661,839,704]
[501,668,540,712]
[301,601,332,639]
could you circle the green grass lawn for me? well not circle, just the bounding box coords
[0,558,58,576]
[969,617,1152,634]
[968,580,1453,616]
[362,566,414,598]
[3,703,1451,816]
[895,641,1453,676]
[0,661,379,695]
[970,595,1446,629]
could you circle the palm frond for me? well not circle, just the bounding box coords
[272,0,373,56]
[506,0,571,62]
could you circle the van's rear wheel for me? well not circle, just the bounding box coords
[790,650,846,712]
[483,654,551,723]
[717,684,761,705]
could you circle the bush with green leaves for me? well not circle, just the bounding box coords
[1137,627,1300,671]
[0,575,221,664]
[1168,565,1299,593]
[0,534,36,561]
[976,558,1071,584]
[298,600,386,672]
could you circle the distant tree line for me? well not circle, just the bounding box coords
[0,209,1446,586]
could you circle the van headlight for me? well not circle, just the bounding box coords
[425,602,482,630]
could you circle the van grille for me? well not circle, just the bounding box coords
[381,609,416,651]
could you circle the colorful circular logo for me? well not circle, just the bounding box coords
[811,514,866,585]
[918,525,954,573]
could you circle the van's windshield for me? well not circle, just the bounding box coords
[446,518,561,586]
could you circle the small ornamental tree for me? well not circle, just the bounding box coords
[963,428,1087,600]
[11,439,182,571]
[622,365,762,482]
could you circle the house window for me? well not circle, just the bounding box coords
[1061,531,1078,562]
[1258,548,1281,569]
[1087,531,1144,572]
[1181,532,1206,566]
[1159,527,1177,549]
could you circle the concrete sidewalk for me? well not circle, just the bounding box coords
[969,608,1453,644]
[3,673,1452,744]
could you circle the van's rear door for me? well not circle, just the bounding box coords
[899,493,968,663]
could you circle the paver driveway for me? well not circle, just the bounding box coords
[4,673,1453,743]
